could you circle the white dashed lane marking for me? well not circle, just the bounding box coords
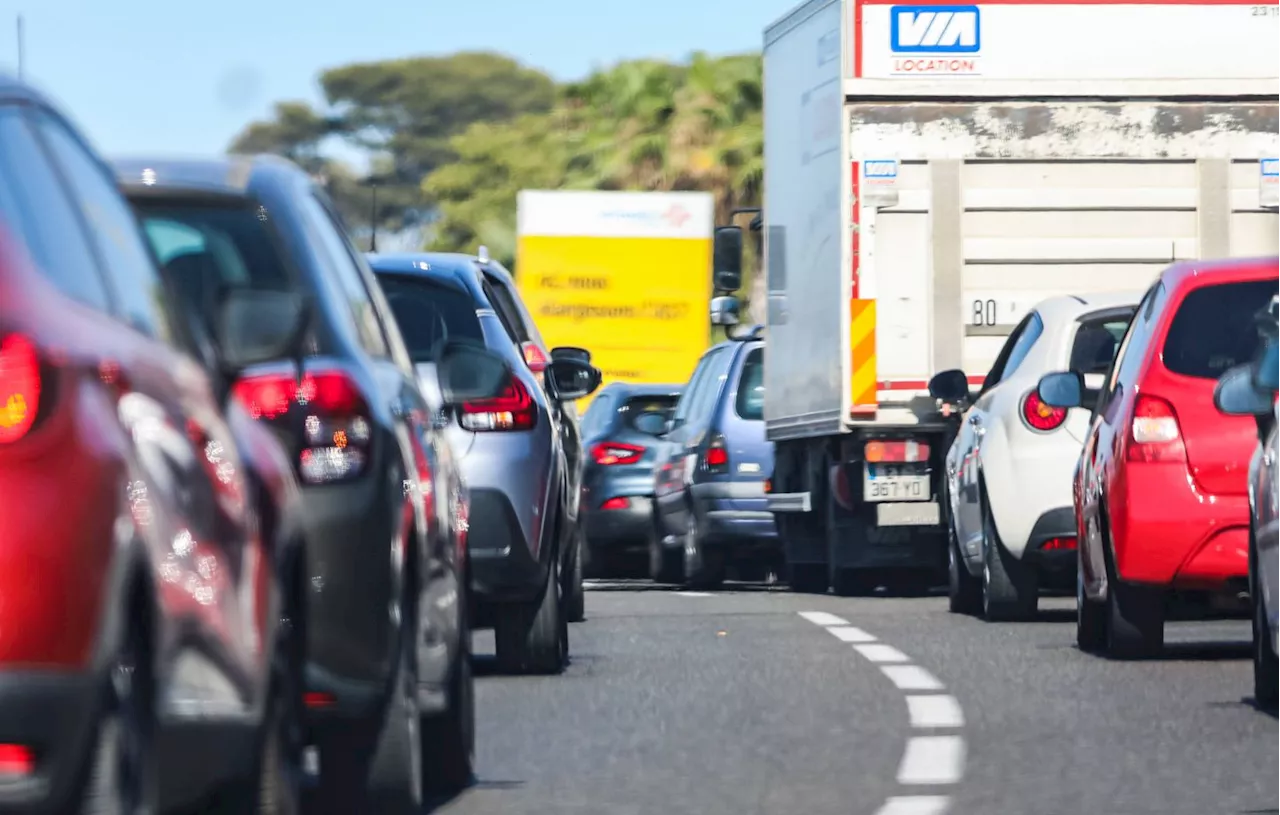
[798,611,967,815]
[673,591,714,597]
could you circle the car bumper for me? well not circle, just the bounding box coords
[0,672,100,814]
[692,481,779,548]
[1113,468,1250,589]
[584,495,654,549]
[1020,506,1078,589]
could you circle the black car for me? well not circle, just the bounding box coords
[115,157,495,808]
[367,252,600,672]
[578,382,683,577]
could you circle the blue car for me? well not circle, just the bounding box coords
[650,334,777,586]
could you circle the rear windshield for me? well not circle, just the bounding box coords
[619,395,679,431]
[1163,280,1277,379]
[376,275,484,362]
[1069,311,1133,376]
[735,348,765,420]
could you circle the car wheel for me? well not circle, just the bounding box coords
[79,618,157,815]
[365,611,423,814]
[1251,532,1278,710]
[1101,521,1163,660]
[1075,552,1107,652]
[948,524,981,615]
[420,580,475,796]
[495,553,567,675]
[980,489,1037,622]
[683,509,725,589]
[565,526,586,623]
[648,514,683,584]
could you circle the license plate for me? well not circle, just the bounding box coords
[864,464,930,502]
[877,502,941,527]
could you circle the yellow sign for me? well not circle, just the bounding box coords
[515,191,714,409]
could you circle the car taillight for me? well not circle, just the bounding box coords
[1021,390,1067,433]
[0,333,41,444]
[459,376,536,432]
[704,433,729,474]
[600,496,630,510]
[0,744,34,777]
[233,370,373,484]
[522,342,548,387]
[1042,536,1077,551]
[591,442,645,465]
[1127,394,1186,463]
[864,440,931,463]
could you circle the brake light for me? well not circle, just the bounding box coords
[704,434,729,474]
[600,496,630,510]
[0,334,40,444]
[864,440,931,463]
[233,370,373,484]
[1042,536,1077,551]
[0,744,34,777]
[1021,390,1067,433]
[522,342,548,388]
[1127,394,1186,463]
[592,442,645,465]
[460,376,535,432]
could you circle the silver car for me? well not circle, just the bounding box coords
[367,252,600,676]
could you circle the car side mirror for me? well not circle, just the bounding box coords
[633,412,668,436]
[710,295,741,327]
[713,226,743,293]
[1214,363,1273,416]
[547,357,601,401]
[550,346,591,365]
[1037,371,1085,409]
[436,341,513,405]
[928,369,969,404]
[218,289,310,373]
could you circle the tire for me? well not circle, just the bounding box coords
[1076,552,1107,652]
[683,509,726,589]
[788,563,829,594]
[79,621,158,815]
[648,514,683,584]
[1251,532,1278,710]
[419,583,475,796]
[980,489,1038,622]
[565,526,586,623]
[495,554,567,675]
[947,524,982,615]
[1102,530,1164,660]
[365,624,424,815]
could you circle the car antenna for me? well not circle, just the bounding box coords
[477,245,490,264]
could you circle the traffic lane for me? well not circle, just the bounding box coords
[434,585,906,815]
[807,594,1277,815]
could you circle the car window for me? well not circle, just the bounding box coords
[1163,280,1277,379]
[689,347,733,424]
[33,110,172,340]
[621,394,680,431]
[377,275,485,362]
[483,271,537,345]
[581,392,614,438]
[1108,282,1166,398]
[1069,312,1134,376]
[299,192,389,358]
[673,353,715,426]
[479,277,523,345]
[735,347,765,420]
[980,314,1032,392]
[999,311,1043,383]
[0,107,110,311]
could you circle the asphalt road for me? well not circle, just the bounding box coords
[432,581,1279,815]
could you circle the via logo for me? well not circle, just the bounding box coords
[890,5,980,54]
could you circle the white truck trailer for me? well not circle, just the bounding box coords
[710,0,1279,594]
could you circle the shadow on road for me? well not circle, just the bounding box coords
[1035,607,1078,624]
[1152,640,1251,661]
[424,779,526,813]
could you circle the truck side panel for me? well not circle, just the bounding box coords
[762,0,846,439]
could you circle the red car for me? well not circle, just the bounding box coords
[0,78,306,813]
[1038,256,1279,658]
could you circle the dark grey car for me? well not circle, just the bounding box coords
[579,383,683,576]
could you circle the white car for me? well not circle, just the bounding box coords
[929,293,1141,621]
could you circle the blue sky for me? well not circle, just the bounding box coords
[1,0,789,163]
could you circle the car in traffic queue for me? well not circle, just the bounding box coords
[0,79,307,815]
[1038,256,1280,659]
[1212,294,1279,710]
[650,329,777,587]
[578,382,683,577]
[929,293,1140,621]
[366,252,602,671]
[115,157,488,807]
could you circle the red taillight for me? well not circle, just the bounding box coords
[600,496,630,510]
[1127,394,1186,463]
[591,442,645,465]
[233,369,373,484]
[0,334,41,444]
[460,376,536,432]
[1042,536,1077,551]
[0,744,34,777]
[304,692,336,709]
[1021,390,1067,433]
[521,342,548,374]
[704,434,729,473]
[864,440,931,463]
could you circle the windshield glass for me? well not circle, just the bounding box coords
[620,395,679,432]
[1069,312,1134,376]
[1163,281,1277,379]
[377,274,485,361]
[735,348,764,420]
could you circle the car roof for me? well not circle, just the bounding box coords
[111,155,304,198]
[1160,256,1280,291]
[1033,291,1144,323]
[601,382,684,399]
[370,251,517,287]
